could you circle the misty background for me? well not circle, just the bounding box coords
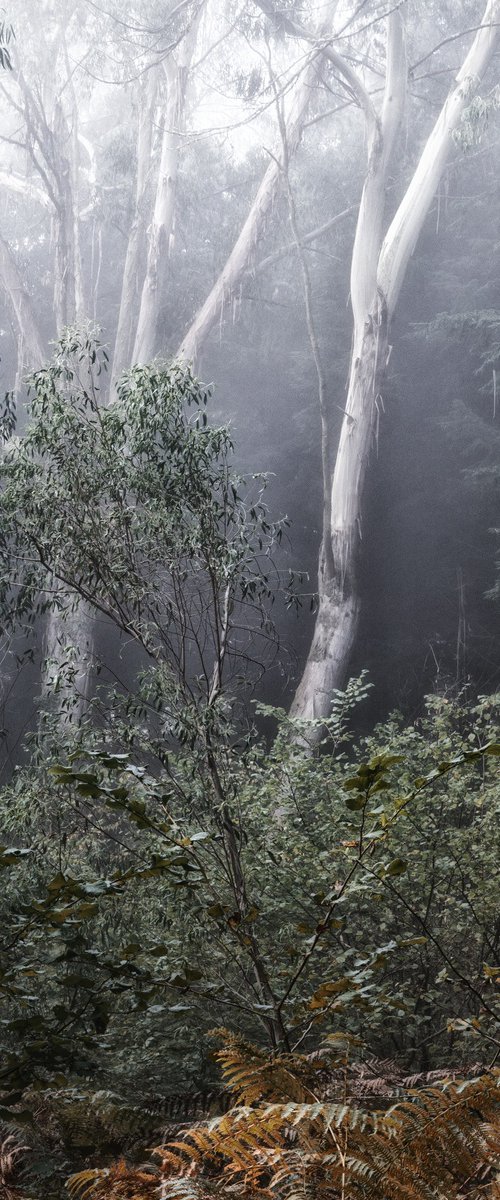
[0,0,499,765]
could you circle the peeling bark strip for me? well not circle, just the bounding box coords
[291,0,500,732]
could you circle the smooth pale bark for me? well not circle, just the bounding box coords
[51,97,84,326]
[291,0,500,728]
[62,36,87,320]
[378,0,500,313]
[133,12,202,365]
[110,73,156,391]
[0,171,54,211]
[176,3,340,366]
[4,61,93,720]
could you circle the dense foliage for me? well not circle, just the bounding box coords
[0,355,498,1197]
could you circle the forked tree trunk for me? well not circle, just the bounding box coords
[291,0,500,731]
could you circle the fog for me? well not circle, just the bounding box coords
[1,0,499,762]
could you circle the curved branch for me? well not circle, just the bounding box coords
[350,2,407,331]
[253,0,377,128]
[378,0,500,315]
[0,169,54,211]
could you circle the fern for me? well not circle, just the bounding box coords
[155,1067,500,1199]
[67,1160,159,1200]
[210,1027,331,1106]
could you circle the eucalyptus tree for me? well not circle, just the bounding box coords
[289,1,500,727]
[176,0,500,734]
[0,0,348,725]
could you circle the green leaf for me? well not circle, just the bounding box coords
[345,794,366,810]
[384,858,408,877]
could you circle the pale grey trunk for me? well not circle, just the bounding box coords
[6,52,96,725]
[0,230,92,723]
[133,14,201,365]
[52,97,86,327]
[45,87,93,723]
[291,0,500,733]
[110,73,156,391]
[42,597,94,723]
[290,307,388,720]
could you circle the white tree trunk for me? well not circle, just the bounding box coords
[291,0,500,730]
[42,598,95,724]
[133,13,202,366]
[110,73,156,391]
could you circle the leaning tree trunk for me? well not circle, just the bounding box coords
[291,0,500,731]
[176,1,340,366]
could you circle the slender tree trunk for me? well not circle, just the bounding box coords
[133,12,202,365]
[290,306,389,720]
[110,73,156,391]
[291,0,500,730]
[11,62,95,722]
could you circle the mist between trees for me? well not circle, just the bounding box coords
[0,3,499,1199]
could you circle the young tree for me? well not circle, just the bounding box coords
[0,0,207,716]
[0,329,289,730]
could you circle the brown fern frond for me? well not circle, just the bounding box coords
[67,1160,159,1200]
[366,1070,500,1200]
[210,1029,323,1105]
[156,1066,500,1200]
[0,1134,27,1186]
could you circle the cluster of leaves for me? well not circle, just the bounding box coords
[0,691,498,1098]
[0,329,295,747]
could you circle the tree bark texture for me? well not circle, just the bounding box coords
[0,233,46,375]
